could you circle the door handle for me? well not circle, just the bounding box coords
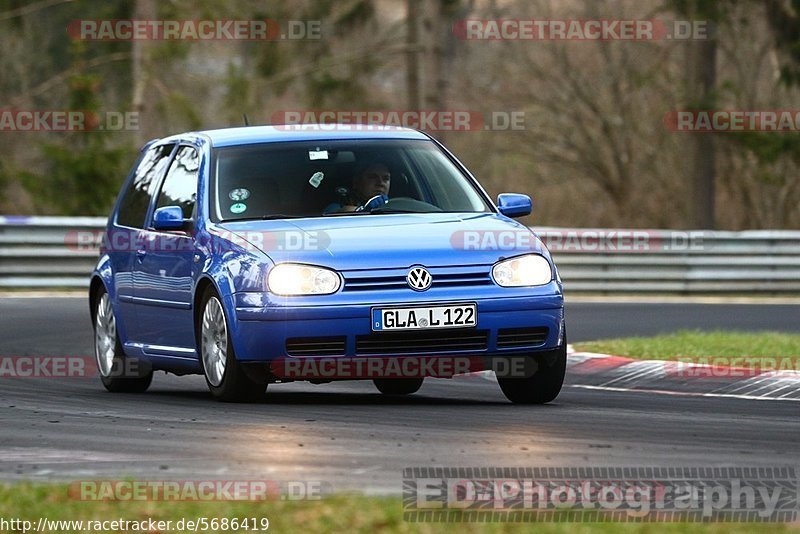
[136,249,147,262]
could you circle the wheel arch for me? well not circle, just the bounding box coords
[193,276,217,341]
[88,275,106,323]
[89,254,116,321]
[192,271,237,341]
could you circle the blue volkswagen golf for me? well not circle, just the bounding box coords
[90,125,566,403]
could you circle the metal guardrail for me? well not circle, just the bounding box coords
[536,227,800,293]
[1,216,800,293]
[0,216,107,288]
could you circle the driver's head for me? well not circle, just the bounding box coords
[353,162,391,202]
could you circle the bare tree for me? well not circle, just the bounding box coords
[132,0,157,145]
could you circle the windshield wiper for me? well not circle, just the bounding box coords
[324,209,424,216]
[368,208,422,214]
[225,214,304,221]
[322,210,372,216]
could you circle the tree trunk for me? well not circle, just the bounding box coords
[406,0,421,111]
[687,12,718,229]
[418,0,452,141]
[132,0,157,146]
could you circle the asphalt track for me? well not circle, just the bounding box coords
[0,297,798,494]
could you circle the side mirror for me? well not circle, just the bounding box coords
[152,206,186,231]
[496,193,532,218]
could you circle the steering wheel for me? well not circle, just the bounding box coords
[355,196,444,213]
[375,197,443,213]
[355,194,390,212]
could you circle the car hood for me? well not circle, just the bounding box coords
[218,213,549,270]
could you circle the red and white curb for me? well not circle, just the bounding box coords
[566,348,800,402]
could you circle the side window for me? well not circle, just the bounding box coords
[116,144,176,228]
[156,146,199,220]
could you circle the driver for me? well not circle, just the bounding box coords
[325,162,391,213]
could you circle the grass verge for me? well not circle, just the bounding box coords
[0,483,797,533]
[573,330,800,368]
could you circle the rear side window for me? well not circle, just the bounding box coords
[156,146,199,220]
[116,144,175,228]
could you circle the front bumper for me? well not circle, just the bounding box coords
[230,288,564,362]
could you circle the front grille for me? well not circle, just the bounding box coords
[343,266,492,292]
[344,275,407,291]
[496,327,549,349]
[286,336,346,357]
[356,329,488,355]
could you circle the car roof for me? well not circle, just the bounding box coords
[160,124,432,148]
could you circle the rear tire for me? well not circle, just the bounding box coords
[496,341,566,404]
[373,377,424,395]
[93,288,153,393]
[199,287,267,402]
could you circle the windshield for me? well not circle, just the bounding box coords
[211,139,492,221]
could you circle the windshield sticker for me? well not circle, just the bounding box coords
[228,188,250,201]
[309,149,329,161]
[309,171,324,188]
[230,203,247,214]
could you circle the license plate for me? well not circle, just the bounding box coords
[371,303,477,331]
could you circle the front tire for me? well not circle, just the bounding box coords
[373,377,424,395]
[496,342,566,404]
[199,287,266,402]
[93,288,153,393]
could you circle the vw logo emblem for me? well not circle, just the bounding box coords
[407,267,432,291]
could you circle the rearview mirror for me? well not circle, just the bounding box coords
[152,206,186,231]
[496,193,532,218]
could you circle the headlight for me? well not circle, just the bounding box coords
[267,264,341,296]
[492,254,553,287]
